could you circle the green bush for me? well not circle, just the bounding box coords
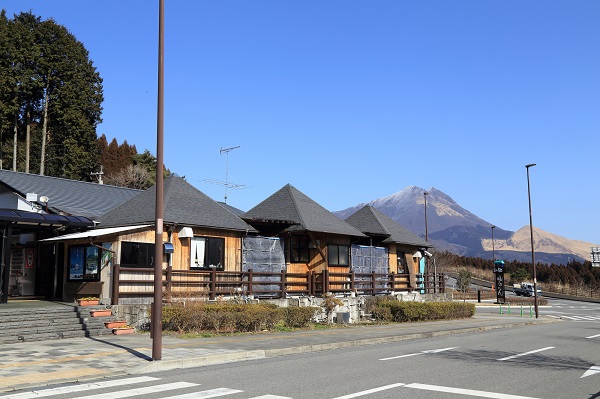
[283,306,318,328]
[375,301,475,322]
[162,302,316,334]
[371,306,392,323]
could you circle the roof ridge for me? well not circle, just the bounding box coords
[286,184,307,229]
[366,205,389,235]
[0,169,142,192]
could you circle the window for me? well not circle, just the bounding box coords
[68,245,101,281]
[397,251,407,274]
[120,242,155,267]
[190,237,224,269]
[290,236,309,263]
[328,244,349,266]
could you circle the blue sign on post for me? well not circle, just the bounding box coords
[493,260,506,304]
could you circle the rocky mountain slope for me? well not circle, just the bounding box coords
[335,186,597,265]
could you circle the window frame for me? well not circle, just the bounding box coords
[397,251,408,274]
[289,236,310,263]
[328,244,350,266]
[68,245,101,282]
[190,236,225,270]
[120,241,155,268]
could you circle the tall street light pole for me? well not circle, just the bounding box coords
[423,192,429,242]
[152,0,165,360]
[491,225,496,260]
[423,192,429,293]
[526,163,539,319]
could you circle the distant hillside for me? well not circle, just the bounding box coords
[335,186,598,265]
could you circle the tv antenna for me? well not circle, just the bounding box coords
[91,165,104,185]
[203,146,248,203]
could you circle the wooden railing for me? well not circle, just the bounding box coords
[111,264,445,304]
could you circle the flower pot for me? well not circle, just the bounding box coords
[112,327,135,335]
[90,309,112,317]
[104,320,127,329]
[78,300,99,306]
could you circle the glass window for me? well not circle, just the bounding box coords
[328,244,349,266]
[190,237,224,269]
[290,236,309,263]
[68,245,101,281]
[397,251,407,274]
[120,242,155,267]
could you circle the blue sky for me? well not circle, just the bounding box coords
[4,1,600,245]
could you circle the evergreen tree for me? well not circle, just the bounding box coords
[0,10,103,179]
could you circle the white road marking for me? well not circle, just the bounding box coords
[586,333,600,339]
[498,347,554,361]
[380,346,458,360]
[581,366,600,378]
[72,382,199,399]
[161,388,243,398]
[330,383,406,398]
[406,383,542,398]
[248,396,293,399]
[0,377,161,399]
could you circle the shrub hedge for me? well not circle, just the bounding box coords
[372,301,475,323]
[162,302,318,334]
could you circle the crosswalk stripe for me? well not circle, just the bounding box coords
[161,388,243,398]
[331,383,406,398]
[72,382,199,399]
[0,377,161,399]
[248,396,293,399]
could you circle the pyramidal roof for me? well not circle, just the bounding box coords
[345,205,431,247]
[97,175,254,232]
[244,184,366,237]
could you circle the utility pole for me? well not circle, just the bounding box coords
[152,0,165,361]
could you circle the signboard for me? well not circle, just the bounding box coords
[592,247,600,268]
[494,260,505,304]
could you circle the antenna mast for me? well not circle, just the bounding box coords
[203,146,248,203]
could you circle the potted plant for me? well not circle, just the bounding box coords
[78,297,100,306]
[90,309,112,317]
[104,320,127,329]
[112,325,135,335]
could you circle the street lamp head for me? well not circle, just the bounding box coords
[525,163,536,168]
[491,225,496,229]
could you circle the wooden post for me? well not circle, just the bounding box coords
[390,272,395,292]
[165,265,172,299]
[350,271,355,292]
[248,269,253,296]
[280,269,286,298]
[372,271,377,295]
[323,270,329,296]
[308,271,313,296]
[209,268,216,300]
[111,263,120,305]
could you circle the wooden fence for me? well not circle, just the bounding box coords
[111,265,445,304]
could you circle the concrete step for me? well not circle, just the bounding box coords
[0,303,119,344]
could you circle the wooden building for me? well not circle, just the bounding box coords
[42,175,256,304]
[344,205,433,290]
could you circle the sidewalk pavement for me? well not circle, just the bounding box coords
[0,310,560,393]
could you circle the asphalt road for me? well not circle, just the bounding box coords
[3,297,598,399]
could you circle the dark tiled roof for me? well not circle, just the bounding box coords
[0,170,142,219]
[345,205,432,247]
[97,176,255,232]
[244,184,366,237]
[217,202,245,217]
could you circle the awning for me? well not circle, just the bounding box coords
[0,209,94,227]
[40,225,152,242]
